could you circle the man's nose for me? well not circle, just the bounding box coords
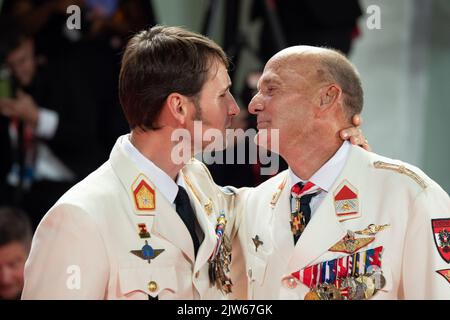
[228,98,240,117]
[248,93,263,115]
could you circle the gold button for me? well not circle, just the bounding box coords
[195,271,200,278]
[148,281,158,292]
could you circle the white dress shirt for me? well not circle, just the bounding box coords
[121,134,185,207]
[288,141,351,216]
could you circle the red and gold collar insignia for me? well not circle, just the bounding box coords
[333,180,360,222]
[132,175,156,213]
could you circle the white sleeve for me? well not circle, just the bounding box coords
[35,108,59,139]
[402,184,450,299]
[21,204,109,299]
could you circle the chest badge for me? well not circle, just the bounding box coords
[436,269,450,285]
[432,219,450,263]
[329,230,374,254]
[333,180,360,222]
[252,235,264,252]
[355,224,390,236]
[137,223,151,239]
[131,240,164,263]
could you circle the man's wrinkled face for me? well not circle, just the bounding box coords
[0,241,28,300]
[248,55,318,152]
[6,39,36,87]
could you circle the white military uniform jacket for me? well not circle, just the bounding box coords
[237,144,450,299]
[22,135,238,300]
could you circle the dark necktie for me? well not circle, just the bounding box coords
[175,186,201,256]
[290,182,321,244]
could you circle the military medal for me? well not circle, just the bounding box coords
[320,283,343,300]
[367,266,386,290]
[341,277,359,299]
[356,275,375,299]
[304,290,321,300]
[208,211,233,294]
[329,230,375,254]
[299,246,385,300]
[130,240,164,263]
[137,223,151,239]
[290,211,306,238]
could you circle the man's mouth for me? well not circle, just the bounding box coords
[257,120,270,129]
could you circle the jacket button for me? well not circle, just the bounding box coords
[282,276,298,289]
[195,271,200,278]
[148,281,158,292]
[248,268,252,278]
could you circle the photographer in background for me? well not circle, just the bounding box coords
[0,24,108,227]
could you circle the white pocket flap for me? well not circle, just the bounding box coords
[118,265,178,298]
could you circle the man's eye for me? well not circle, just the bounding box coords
[266,87,275,94]
[220,90,229,98]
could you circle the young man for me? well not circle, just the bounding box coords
[237,46,450,299]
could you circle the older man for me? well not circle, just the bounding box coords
[237,46,450,300]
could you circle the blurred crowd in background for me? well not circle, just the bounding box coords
[0,0,362,299]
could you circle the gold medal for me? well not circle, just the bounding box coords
[304,290,321,300]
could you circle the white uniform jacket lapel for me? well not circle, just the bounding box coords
[109,140,195,264]
[271,173,296,266]
[286,190,347,275]
[181,162,223,298]
[180,166,217,270]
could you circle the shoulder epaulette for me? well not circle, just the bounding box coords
[373,161,427,189]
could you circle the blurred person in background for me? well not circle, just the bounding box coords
[2,0,156,59]
[0,206,33,300]
[251,0,362,62]
[0,23,111,228]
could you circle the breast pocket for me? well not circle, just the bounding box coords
[118,265,178,299]
[246,227,272,287]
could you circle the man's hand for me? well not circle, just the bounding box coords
[0,90,39,126]
[339,114,371,151]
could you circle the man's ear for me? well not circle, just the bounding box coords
[316,84,342,117]
[166,93,189,126]
[320,85,341,107]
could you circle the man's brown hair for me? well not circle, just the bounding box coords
[119,25,229,130]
